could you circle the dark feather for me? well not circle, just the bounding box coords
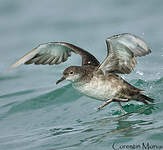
[134,94,154,104]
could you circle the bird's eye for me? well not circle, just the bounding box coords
[70,71,74,75]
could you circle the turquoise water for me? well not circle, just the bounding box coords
[0,0,163,150]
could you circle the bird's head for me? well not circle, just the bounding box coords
[56,66,86,84]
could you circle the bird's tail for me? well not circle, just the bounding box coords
[134,93,154,104]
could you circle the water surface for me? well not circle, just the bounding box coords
[0,0,163,149]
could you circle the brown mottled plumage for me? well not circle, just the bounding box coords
[8,33,154,113]
[59,65,153,112]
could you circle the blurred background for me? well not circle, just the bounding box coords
[0,0,163,150]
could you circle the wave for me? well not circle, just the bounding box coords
[1,77,163,119]
[1,84,82,118]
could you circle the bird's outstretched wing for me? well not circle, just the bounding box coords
[8,42,100,70]
[98,33,151,74]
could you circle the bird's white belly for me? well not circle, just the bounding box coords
[73,77,116,101]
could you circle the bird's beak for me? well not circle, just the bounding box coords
[56,76,65,84]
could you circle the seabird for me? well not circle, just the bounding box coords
[8,33,154,113]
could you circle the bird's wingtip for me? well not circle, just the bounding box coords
[6,61,23,72]
[148,48,152,53]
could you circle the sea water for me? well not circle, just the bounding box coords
[0,0,163,149]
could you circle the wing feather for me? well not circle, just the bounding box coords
[98,33,151,74]
[7,42,100,70]
[50,56,60,65]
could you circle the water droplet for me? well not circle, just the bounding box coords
[136,71,144,76]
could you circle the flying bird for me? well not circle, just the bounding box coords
[8,33,154,113]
